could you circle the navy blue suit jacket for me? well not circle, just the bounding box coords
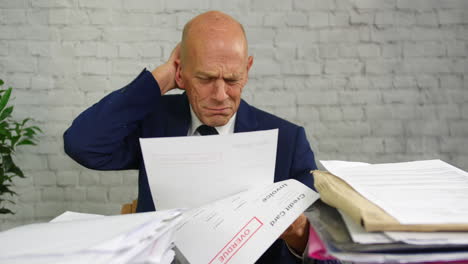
[64,69,318,264]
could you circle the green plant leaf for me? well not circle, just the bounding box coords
[0,84,42,214]
[3,175,15,184]
[30,126,43,133]
[0,183,16,196]
[3,155,13,172]
[24,126,44,136]
[0,144,12,153]
[0,122,8,132]
[0,127,9,136]
[0,207,14,214]
[0,165,5,178]
[20,117,30,126]
[23,127,37,137]
[0,106,13,122]
[2,155,24,178]
[0,87,12,113]
[17,139,36,146]
[9,166,24,178]
[11,135,21,146]
[0,79,3,86]
[14,122,20,135]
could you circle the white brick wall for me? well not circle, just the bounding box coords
[0,0,467,230]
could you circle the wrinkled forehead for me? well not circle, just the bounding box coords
[198,43,246,69]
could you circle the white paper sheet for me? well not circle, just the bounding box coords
[50,211,104,222]
[385,231,468,245]
[174,179,320,264]
[338,210,393,244]
[140,129,278,210]
[339,209,468,246]
[320,159,468,225]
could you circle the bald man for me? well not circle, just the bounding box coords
[64,11,318,264]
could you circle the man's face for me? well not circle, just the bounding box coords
[176,37,253,127]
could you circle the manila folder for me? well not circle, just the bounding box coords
[312,170,468,232]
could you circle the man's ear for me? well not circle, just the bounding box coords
[244,56,253,85]
[174,59,185,90]
[247,55,254,72]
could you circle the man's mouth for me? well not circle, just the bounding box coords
[205,107,231,114]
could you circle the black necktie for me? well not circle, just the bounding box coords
[196,125,218,136]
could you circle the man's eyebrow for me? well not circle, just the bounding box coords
[194,71,242,79]
[195,71,217,78]
[224,73,242,80]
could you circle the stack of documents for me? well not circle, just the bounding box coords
[0,130,322,264]
[307,159,468,263]
[306,201,468,263]
[0,209,183,264]
[0,180,320,264]
[318,159,468,231]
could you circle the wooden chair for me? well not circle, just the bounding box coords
[121,199,138,214]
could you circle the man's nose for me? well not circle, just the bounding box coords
[213,79,228,101]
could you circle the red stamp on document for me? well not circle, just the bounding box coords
[209,217,263,264]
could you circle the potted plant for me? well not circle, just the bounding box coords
[0,79,41,214]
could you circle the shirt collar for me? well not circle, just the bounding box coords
[188,105,236,136]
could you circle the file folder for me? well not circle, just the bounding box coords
[312,170,468,232]
[305,200,468,254]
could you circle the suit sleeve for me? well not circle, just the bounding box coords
[63,69,162,170]
[290,127,317,190]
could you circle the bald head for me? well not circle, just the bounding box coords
[180,11,249,64]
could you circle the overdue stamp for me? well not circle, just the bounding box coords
[209,217,263,264]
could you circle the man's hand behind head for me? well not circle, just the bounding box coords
[151,43,181,95]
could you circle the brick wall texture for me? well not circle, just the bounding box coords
[0,0,467,230]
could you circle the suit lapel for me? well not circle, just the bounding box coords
[166,93,191,137]
[234,99,258,133]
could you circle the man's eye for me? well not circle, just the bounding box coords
[197,77,210,81]
[226,79,239,84]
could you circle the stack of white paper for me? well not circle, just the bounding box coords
[339,209,468,245]
[0,179,319,264]
[0,130,321,264]
[321,160,468,246]
[320,159,468,225]
[0,209,183,264]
